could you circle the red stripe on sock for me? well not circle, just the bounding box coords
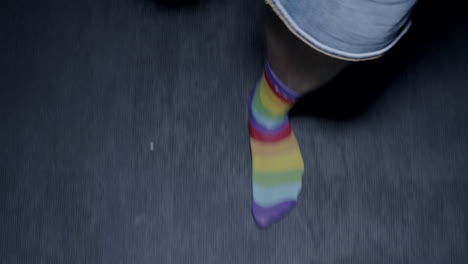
[263,70,294,104]
[249,121,292,142]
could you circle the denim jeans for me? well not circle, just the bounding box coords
[266,0,417,61]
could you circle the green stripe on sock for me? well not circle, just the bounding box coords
[253,85,284,120]
[253,170,303,185]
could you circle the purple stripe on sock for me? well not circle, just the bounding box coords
[252,200,296,227]
[264,58,302,101]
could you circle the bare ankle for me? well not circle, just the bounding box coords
[265,7,350,94]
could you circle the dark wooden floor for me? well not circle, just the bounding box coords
[1,0,467,263]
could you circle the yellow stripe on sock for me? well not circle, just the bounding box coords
[253,149,304,172]
[253,170,303,185]
[259,76,291,115]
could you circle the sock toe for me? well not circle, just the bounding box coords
[251,200,296,227]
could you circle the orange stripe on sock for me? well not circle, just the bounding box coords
[263,70,293,103]
[259,75,292,115]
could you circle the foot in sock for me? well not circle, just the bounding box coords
[249,59,304,227]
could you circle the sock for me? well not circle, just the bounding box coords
[249,59,304,227]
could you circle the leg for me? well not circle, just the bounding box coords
[249,8,351,227]
[249,1,415,227]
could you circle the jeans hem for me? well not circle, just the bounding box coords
[265,0,412,62]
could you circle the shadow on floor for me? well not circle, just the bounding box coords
[290,0,461,121]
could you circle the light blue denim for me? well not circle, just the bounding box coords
[267,0,418,60]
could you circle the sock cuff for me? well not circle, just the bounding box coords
[264,58,302,102]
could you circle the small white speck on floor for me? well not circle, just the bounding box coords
[134,214,146,225]
[150,142,154,151]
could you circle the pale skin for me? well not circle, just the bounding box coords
[265,8,351,94]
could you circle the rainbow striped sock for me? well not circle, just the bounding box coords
[249,59,304,227]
